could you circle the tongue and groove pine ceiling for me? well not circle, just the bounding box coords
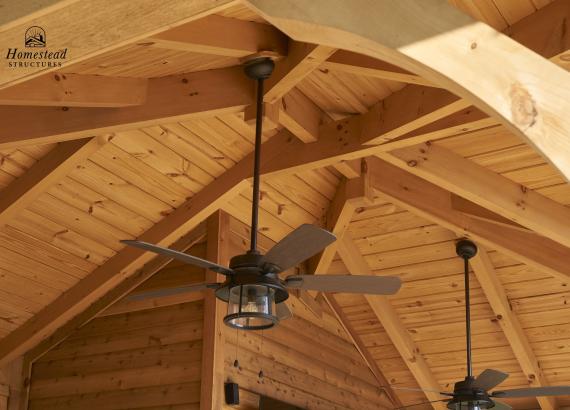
[0,0,570,409]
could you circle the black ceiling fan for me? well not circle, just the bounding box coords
[394,240,570,410]
[121,57,401,331]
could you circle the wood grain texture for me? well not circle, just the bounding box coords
[0,74,147,107]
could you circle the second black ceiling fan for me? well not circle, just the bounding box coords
[395,240,570,410]
[122,56,401,331]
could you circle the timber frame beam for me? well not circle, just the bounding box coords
[381,142,570,250]
[201,211,231,410]
[246,0,570,181]
[0,74,148,108]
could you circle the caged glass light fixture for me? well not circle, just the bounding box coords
[449,401,486,410]
[224,284,278,330]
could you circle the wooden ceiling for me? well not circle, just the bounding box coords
[0,0,570,409]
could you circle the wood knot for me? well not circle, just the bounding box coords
[407,160,417,167]
[509,82,538,130]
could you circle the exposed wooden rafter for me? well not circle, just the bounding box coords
[382,142,570,250]
[337,233,446,410]
[359,86,469,145]
[470,245,557,410]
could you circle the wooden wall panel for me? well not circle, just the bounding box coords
[27,242,208,410]
[28,300,204,409]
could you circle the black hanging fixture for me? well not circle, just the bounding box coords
[120,56,402,332]
[391,239,570,410]
[448,240,495,410]
[223,57,279,330]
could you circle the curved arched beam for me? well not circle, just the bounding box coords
[245,0,570,182]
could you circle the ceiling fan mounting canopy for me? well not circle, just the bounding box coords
[456,239,478,260]
[243,56,275,80]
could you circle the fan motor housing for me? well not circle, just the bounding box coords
[215,252,289,303]
[447,377,494,410]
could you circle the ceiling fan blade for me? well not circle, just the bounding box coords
[492,386,570,398]
[127,283,219,301]
[285,275,401,294]
[491,400,512,410]
[276,302,293,320]
[262,224,336,272]
[121,240,234,275]
[475,369,509,390]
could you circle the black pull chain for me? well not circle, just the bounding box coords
[233,327,240,368]
[258,329,265,379]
